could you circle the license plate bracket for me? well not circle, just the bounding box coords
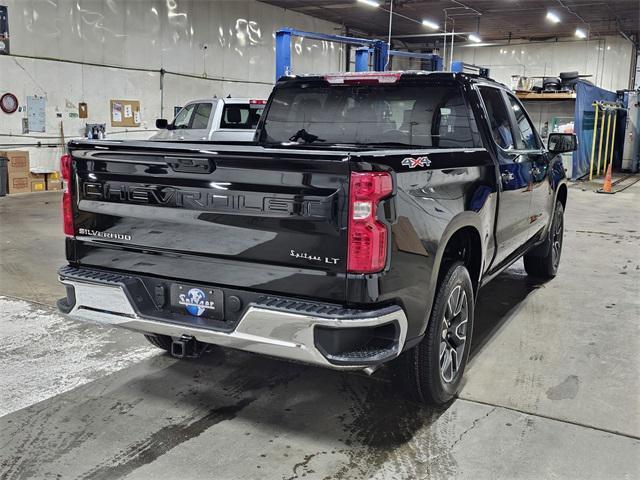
[170,284,224,320]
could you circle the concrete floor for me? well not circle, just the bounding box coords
[0,186,638,480]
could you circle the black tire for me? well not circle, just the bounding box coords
[144,333,173,351]
[401,261,474,405]
[524,201,564,279]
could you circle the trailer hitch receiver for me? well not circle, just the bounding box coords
[171,335,208,359]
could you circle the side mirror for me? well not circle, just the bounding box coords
[548,133,577,154]
[155,118,169,129]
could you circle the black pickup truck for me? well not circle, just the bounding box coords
[57,71,576,405]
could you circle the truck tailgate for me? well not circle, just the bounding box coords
[69,144,351,302]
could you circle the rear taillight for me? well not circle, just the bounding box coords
[347,171,393,274]
[60,154,74,237]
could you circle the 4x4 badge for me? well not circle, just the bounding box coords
[402,156,431,168]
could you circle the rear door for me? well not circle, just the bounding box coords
[478,86,534,266]
[70,144,351,302]
[504,92,551,237]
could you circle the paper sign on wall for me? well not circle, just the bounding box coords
[110,100,140,127]
[27,96,46,133]
[112,102,122,123]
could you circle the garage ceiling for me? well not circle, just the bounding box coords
[260,0,639,43]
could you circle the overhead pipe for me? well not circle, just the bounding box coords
[4,53,271,86]
[443,16,447,69]
[450,0,483,17]
[391,32,472,39]
[450,22,455,70]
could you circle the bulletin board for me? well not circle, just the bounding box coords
[110,99,141,127]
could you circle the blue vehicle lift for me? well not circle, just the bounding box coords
[275,27,443,81]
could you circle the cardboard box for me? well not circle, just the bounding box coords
[0,150,30,173]
[29,173,46,192]
[45,171,62,190]
[47,180,63,191]
[30,180,46,192]
[9,177,30,194]
[0,150,30,194]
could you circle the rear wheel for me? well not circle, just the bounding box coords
[402,261,474,405]
[144,334,173,351]
[524,201,564,279]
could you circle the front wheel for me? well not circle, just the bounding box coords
[401,261,474,405]
[524,201,564,279]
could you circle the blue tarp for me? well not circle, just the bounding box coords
[573,80,617,179]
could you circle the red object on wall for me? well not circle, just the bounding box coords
[0,93,18,114]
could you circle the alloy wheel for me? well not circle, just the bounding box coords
[552,211,563,268]
[439,285,468,383]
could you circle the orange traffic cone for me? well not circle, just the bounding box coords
[602,164,613,193]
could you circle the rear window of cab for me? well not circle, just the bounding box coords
[261,81,482,148]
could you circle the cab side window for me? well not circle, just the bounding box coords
[478,87,515,150]
[221,105,256,129]
[506,94,540,150]
[172,103,212,130]
[191,103,213,130]
[173,104,196,129]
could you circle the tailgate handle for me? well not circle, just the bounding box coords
[167,157,214,174]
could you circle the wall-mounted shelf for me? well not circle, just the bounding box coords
[516,91,577,100]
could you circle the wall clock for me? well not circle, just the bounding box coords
[1,93,18,114]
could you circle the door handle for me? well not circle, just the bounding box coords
[501,171,515,183]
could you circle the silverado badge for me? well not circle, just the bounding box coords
[402,156,431,168]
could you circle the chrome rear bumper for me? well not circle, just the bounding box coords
[59,271,407,370]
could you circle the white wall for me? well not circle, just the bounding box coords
[0,0,345,169]
[454,36,634,91]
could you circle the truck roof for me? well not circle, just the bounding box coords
[184,97,265,105]
[278,70,509,90]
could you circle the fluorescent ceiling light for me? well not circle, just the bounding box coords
[468,34,482,43]
[422,19,439,30]
[546,11,561,24]
[357,0,380,7]
[575,28,587,39]
[462,42,497,48]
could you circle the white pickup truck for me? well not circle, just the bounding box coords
[150,97,266,142]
